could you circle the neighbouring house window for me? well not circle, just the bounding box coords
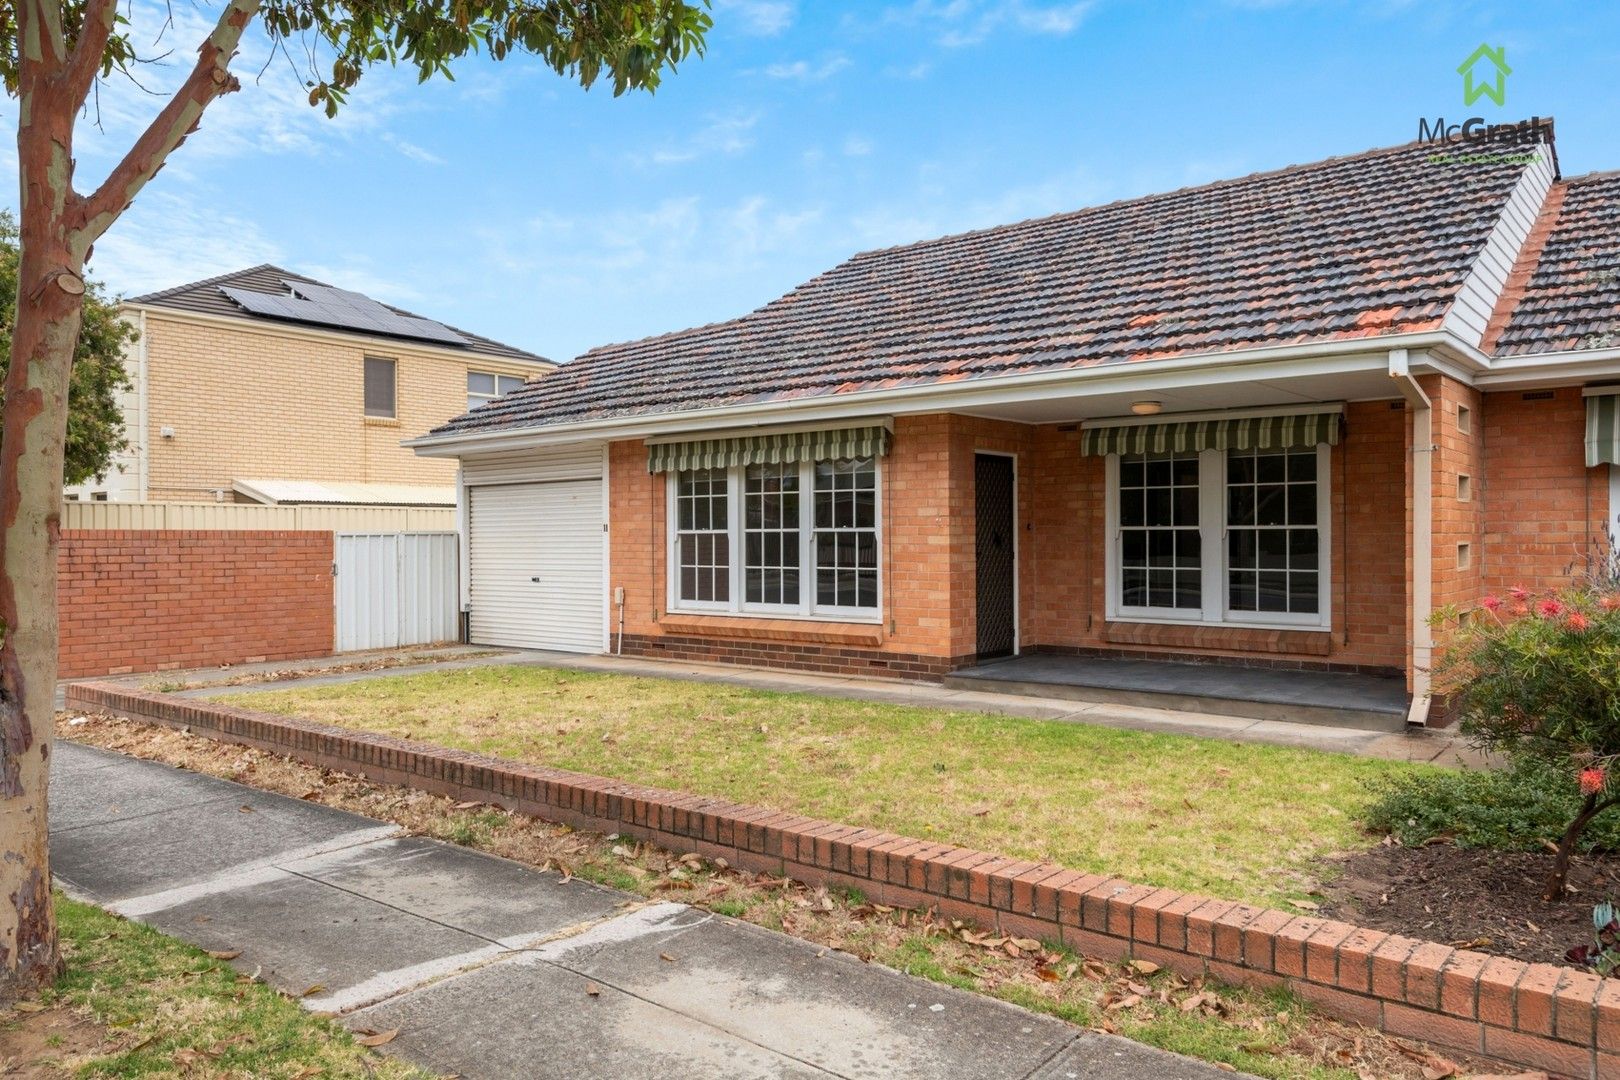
[1108,444,1330,628]
[364,356,396,418]
[675,468,730,606]
[1118,452,1201,610]
[467,371,526,411]
[670,457,882,617]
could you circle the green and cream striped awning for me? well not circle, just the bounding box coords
[647,424,891,473]
[1079,411,1342,457]
[1586,391,1620,467]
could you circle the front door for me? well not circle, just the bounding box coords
[974,453,1017,659]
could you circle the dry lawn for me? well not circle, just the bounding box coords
[235,665,1432,908]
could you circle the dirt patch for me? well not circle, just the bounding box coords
[1322,840,1620,965]
[137,647,505,692]
[0,1005,111,1077]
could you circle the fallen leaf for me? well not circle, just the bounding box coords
[1128,960,1160,975]
[207,949,242,960]
[585,982,602,997]
[12,1001,46,1013]
[453,800,481,810]
[1287,899,1320,911]
[1009,937,1041,952]
[659,953,677,963]
[1035,967,1062,982]
[301,983,326,997]
[357,1029,399,1048]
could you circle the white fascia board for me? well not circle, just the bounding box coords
[120,302,555,372]
[408,333,1444,458]
[1083,401,1345,430]
[1473,348,1620,389]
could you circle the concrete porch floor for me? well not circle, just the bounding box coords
[945,653,1409,732]
[70,644,1484,767]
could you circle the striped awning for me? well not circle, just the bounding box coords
[1587,392,1620,467]
[647,425,891,473]
[1079,411,1342,457]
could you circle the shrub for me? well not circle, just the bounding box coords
[1364,757,1620,852]
[1433,582,1620,898]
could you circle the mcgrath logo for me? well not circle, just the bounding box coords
[1457,43,1510,107]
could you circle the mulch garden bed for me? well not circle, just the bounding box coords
[1322,840,1620,965]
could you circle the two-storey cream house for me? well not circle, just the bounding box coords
[67,265,551,505]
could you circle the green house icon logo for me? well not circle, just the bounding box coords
[1458,43,1510,107]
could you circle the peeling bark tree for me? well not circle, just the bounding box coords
[0,0,709,1001]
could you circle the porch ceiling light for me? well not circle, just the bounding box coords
[1130,400,1163,416]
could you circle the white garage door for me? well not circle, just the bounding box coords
[467,480,604,652]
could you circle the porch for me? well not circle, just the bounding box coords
[945,653,1410,732]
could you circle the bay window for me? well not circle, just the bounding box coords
[1106,443,1330,629]
[669,457,881,618]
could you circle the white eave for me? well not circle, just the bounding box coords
[233,478,456,507]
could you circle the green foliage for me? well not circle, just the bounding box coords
[1363,756,1620,851]
[1434,585,1620,770]
[0,211,134,485]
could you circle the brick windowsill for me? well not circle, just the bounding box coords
[656,614,884,647]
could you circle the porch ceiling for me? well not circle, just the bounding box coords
[952,363,1403,425]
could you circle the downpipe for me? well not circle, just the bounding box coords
[1389,349,1434,728]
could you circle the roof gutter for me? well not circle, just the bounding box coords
[1389,348,1434,728]
[409,330,1462,457]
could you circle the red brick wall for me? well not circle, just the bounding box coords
[58,530,334,678]
[1482,387,1608,595]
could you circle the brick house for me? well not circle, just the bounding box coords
[67,265,551,506]
[409,130,1620,724]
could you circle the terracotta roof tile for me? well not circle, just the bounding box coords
[1492,172,1620,356]
[433,140,1541,438]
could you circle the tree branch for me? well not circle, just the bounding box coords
[74,0,261,246]
[62,0,120,112]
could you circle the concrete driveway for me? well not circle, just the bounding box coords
[51,741,1249,1080]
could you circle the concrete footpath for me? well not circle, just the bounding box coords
[51,741,1249,1080]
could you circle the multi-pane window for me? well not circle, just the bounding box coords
[1109,443,1329,627]
[813,459,879,610]
[670,457,880,616]
[363,356,396,418]
[1118,452,1201,610]
[1227,448,1319,615]
[675,468,730,606]
[467,371,526,411]
[744,463,801,606]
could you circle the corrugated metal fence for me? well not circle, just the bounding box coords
[62,500,455,533]
[334,533,459,652]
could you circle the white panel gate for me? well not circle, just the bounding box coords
[335,532,459,651]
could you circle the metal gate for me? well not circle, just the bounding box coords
[974,454,1017,659]
[335,533,458,652]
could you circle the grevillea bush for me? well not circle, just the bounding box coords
[1431,584,1620,900]
[1568,900,1620,976]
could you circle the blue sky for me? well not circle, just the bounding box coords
[11,0,1620,362]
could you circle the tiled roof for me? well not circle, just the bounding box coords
[1492,172,1620,356]
[432,140,1540,439]
[128,264,551,366]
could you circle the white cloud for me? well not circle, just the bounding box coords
[635,110,761,167]
[758,54,852,82]
[713,0,797,36]
[843,135,874,157]
[382,133,446,166]
[86,192,284,297]
[868,0,1093,48]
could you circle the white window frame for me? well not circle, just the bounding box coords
[666,458,883,623]
[467,370,525,411]
[1104,444,1331,631]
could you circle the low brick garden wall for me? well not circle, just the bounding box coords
[63,680,1620,1079]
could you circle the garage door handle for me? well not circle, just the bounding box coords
[530,576,541,583]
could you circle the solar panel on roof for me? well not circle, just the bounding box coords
[219,281,468,346]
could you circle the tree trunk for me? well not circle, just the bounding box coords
[1544,793,1617,902]
[0,44,88,1001]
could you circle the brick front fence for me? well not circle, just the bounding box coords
[63,680,1620,1079]
[57,530,334,678]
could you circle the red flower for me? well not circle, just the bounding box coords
[1602,595,1620,612]
[1510,586,1529,601]
[1481,595,1503,612]
[1582,767,1608,795]
[1539,599,1565,618]
[1568,611,1592,632]
[1510,603,1530,617]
